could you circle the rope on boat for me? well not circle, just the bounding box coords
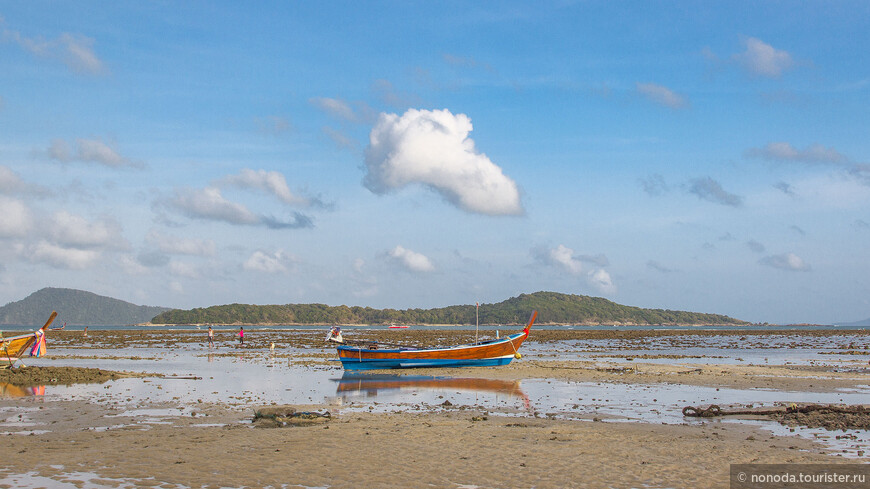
[507,337,522,359]
[682,404,870,418]
[339,338,422,350]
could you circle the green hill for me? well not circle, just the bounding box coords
[151,291,747,326]
[0,288,170,326]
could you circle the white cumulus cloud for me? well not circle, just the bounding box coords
[244,250,292,274]
[547,244,584,275]
[589,268,616,295]
[388,245,435,273]
[363,108,523,216]
[0,196,32,238]
[27,240,98,269]
[48,211,128,250]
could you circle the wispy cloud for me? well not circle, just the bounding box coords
[167,187,260,225]
[773,181,795,196]
[47,138,142,168]
[310,97,356,122]
[760,252,810,271]
[636,82,688,109]
[647,260,677,273]
[261,213,314,230]
[732,37,793,78]
[705,37,796,79]
[639,174,669,196]
[219,168,309,206]
[746,142,848,165]
[310,97,376,124]
[363,108,523,216]
[687,177,743,207]
[254,115,292,136]
[145,230,216,257]
[533,244,616,294]
[746,240,765,253]
[321,126,358,150]
[0,165,50,197]
[164,167,319,230]
[372,79,421,109]
[849,164,870,186]
[2,22,106,75]
[442,53,496,73]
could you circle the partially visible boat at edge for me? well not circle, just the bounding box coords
[327,310,537,370]
[0,311,58,368]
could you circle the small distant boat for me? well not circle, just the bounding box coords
[0,311,58,368]
[388,324,409,329]
[327,311,536,370]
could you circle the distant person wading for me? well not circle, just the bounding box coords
[238,327,244,346]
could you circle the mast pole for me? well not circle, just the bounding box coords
[475,301,479,344]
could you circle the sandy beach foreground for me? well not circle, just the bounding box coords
[0,400,853,489]
[0,328,867,488]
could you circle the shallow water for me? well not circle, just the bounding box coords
[0,338,863,459]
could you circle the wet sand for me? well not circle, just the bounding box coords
[0,328,867,488]
[0,400,851,489]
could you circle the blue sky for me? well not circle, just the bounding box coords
[1,2,868,324]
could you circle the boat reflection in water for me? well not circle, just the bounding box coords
[334,372,530,410]
[0,382,45,398]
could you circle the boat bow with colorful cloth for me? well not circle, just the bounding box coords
[326,311,537,370]
[0,311,58,368]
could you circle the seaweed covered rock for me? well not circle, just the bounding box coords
[0,366,135,385]
[253,405,331,428]
[770,405,870,431]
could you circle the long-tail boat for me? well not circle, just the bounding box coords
[0,311,57,368]
[326,310,537,370]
